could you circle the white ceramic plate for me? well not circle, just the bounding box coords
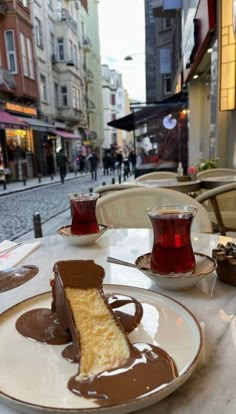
[135,252,216,290]
[57,224,107,246]
[0,286,202,414]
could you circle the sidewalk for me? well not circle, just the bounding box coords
[0,171,90,196]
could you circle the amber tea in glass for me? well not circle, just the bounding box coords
[68,193,99,236]
[147,205,196,274]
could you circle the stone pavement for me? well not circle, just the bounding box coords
[0,169,133,242]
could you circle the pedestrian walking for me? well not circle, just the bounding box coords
[56,149,68,184]
[87,149,98,181]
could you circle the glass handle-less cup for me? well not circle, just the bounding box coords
[68,192,100,236]
[146,205,197,275]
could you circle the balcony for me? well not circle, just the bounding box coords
[0,67,16,90]
[85,68,94,83]
[83,36,92,53]
[152,0,181,17]
[0,0,8,16]
[87,99,96,113]
[57,8,78,34]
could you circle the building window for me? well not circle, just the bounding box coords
[57,37,64,61]
[50,33,55,57]
[35,18,44,49]
[20,0,28,6]
[61,86,68,106]
[164,74,172,94]
[111,114,116,121]
[40,74,48,102]
[26,38,35,79]
[4,30,17,74]
[48,0,53,8]
[162,17,172,30]
[76,88,80,109]
[72,86,76,108]
[20,33,29,77]
[73,44,78,66]
[111,94,116,106]
[54,83,59,108]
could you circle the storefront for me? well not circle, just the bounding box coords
[0,109,29,181]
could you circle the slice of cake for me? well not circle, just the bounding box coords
[52,260,131,378]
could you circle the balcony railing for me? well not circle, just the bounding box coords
[0,67,16,90]
[57,8,78,34]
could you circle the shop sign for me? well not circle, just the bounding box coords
[5,103,37,116]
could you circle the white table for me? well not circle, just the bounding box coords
[135,178,201,193]
[1,229,236,414]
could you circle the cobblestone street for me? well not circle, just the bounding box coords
[0,171,122,242]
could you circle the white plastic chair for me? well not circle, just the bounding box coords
[135,171,178,182]
[96,187,212,233]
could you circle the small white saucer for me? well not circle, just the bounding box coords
[135,252,217,290]
[57,224,108,246]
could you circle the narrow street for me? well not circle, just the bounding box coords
[0,171,122,242]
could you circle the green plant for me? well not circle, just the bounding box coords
[197,158,219,171]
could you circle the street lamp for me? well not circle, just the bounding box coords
[124,52,145,61]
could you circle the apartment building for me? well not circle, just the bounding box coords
[0,0,39,180]
[146,0,182,102]
[101,65,131,153]
[0,0,104,179]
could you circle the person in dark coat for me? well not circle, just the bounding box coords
[56,149,68,183]
[87,150,98,181]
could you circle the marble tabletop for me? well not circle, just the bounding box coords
[1,229,236,414]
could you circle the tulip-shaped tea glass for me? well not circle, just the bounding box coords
[146,205,197,275]
[68,193,100,236]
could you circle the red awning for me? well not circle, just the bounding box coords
[0,110,29,130]
[53,129,80,139]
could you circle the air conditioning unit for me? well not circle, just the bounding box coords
[66,59,75,66]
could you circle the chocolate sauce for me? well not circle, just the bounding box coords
[68,343,178,406]
[107,293,143,334]
[15,308,70,345]
[0,265,39,293]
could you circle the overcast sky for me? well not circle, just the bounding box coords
[98,0,146,102]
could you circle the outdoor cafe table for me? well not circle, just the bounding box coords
[134,178,201,194]
[1,229,236,414]
[200,175,236,189]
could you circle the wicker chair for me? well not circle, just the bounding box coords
[196,168,236,180]
[135,171,178,182]
[96,187,212,233]
[196,182,236,235]
[94,183,138,197]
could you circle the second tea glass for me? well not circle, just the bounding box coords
[146,205,197,275]
[68,193,100,236]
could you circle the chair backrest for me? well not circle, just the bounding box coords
[94,183,138,197]
[197,168,236,180]
[135,171,178,182]
[96,187,212,233]
[196,182,236,235]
